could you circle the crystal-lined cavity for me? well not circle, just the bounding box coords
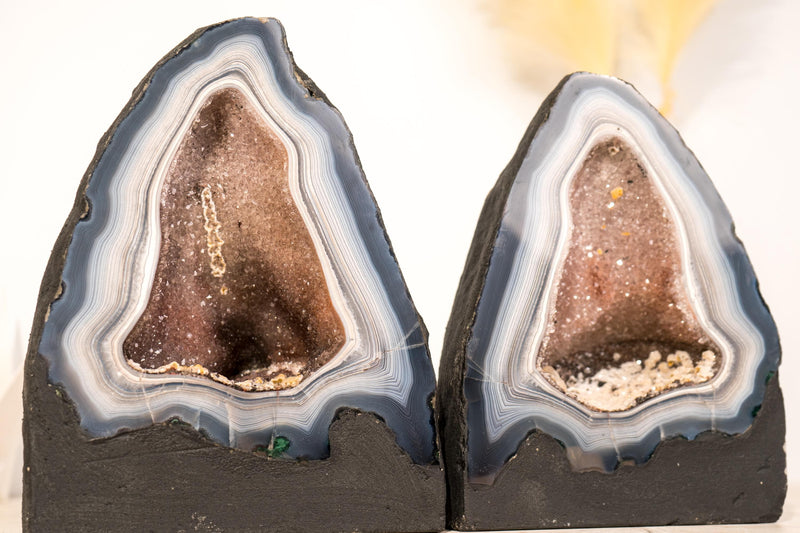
[37,18,437,464]
[538,138,720,411]
[455,73,780,482]
[123,88,345,392]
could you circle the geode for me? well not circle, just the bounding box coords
[438,72,785,530]
[24,18,443,532]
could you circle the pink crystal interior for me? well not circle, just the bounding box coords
[537,137,720,406]
[123,88,345,387]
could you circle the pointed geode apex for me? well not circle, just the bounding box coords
[438,72,784,529]
[24,18,443,532]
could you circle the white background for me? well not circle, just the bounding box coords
[0,0,798,522]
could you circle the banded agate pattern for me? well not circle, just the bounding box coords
[465,73,780,482]
[38,18,436,463]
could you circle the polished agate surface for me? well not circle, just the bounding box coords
[465,73,780,482]
[39,18,436,463]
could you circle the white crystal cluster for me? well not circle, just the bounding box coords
[549,350,717,412]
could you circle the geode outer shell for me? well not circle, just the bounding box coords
[437,72,785,529]
[24,17,443,532]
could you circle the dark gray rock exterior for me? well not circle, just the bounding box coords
[456,376,784,530]
[24,349,444,532]
[24,18,444,532]
[437,74,786,530]
[438,77,569,527]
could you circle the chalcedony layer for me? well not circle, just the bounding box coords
[39,18,436,463]
[465,73,780,481]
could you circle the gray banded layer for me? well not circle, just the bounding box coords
[465,73,780,482]
[39,18,436,464]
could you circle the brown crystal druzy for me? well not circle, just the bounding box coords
[538,137,719,396]
[123,88,346,388]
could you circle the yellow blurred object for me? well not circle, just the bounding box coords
[492,0,618,75]
[635,0,717,116]
[487,0,718,117]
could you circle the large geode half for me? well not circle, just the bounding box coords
[32,18,436,464]
[438,72,784,528]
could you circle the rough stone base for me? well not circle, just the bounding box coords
[23,352,445,533]
[452,376,786,531]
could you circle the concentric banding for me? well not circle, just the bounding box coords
[465,73,780,482]
[39,18,435,464]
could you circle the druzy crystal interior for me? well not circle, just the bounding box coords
[464,73,780,482]
[538,137,720,412]
[38,18,436,463]
[124,87,345,392]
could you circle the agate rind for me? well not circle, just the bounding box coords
[27,18,436,464]
[438,72,784,528]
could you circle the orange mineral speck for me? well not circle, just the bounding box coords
[611,187,624,200]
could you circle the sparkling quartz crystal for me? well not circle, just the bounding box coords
[538,137,721,412]
[122,87,346,393]
[37,18,436,463]
[442,73,781,484]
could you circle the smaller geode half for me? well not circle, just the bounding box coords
[438,72,784,529]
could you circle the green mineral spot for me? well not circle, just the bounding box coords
[270,436,291,457]
[256,436,291,458]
